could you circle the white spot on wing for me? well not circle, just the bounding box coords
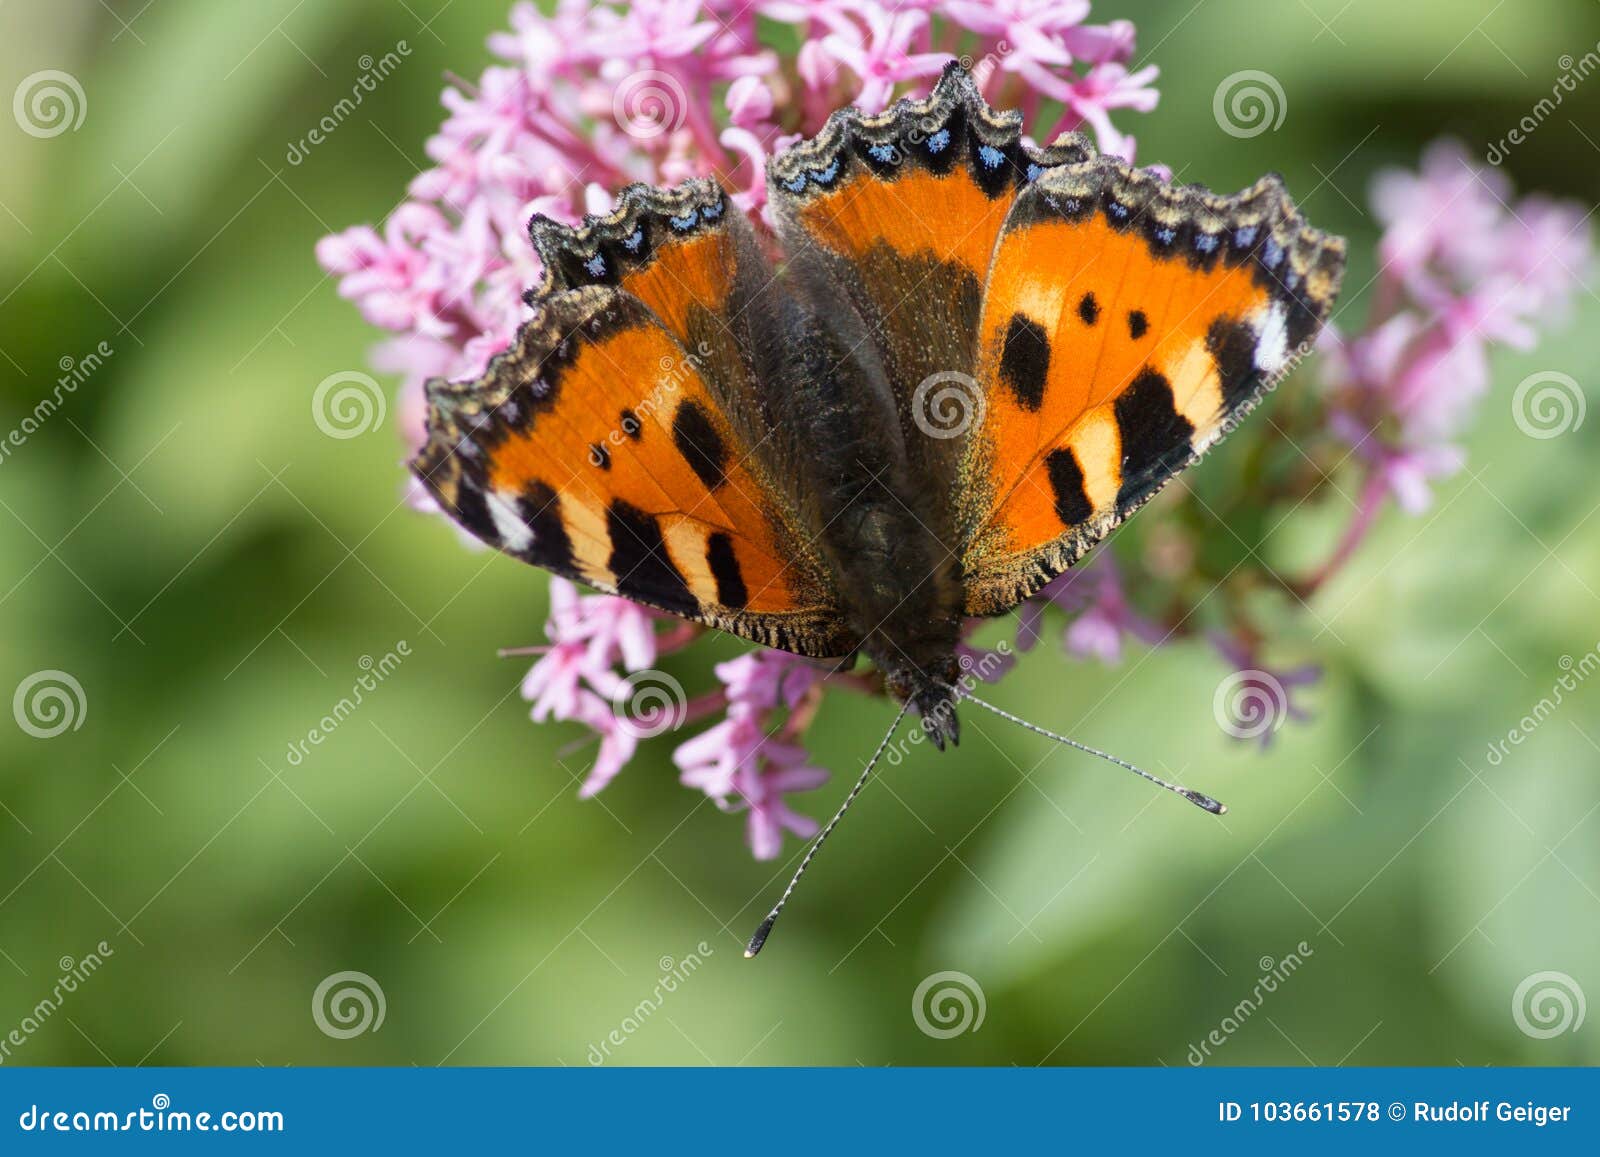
[486,490,533,553]
[1253,301,1290,374]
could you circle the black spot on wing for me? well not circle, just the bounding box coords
[705,532,748,609]
[1113,367,1196,510]
[606,500,696,616]
[1000,314,1050,412]
[521,481,574,571]
[589,443,611,470]
[1077,292,1099,326]
[1206,316,1262,410]
[620,409,642,439]
[671,400,729,491]
[1045,448,1093,527]
[1128,310,1148,340]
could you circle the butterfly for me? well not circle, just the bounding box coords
[415,60,1343,734]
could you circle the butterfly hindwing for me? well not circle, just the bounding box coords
[957,157,1346,613]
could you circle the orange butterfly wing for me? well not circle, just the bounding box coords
[413,189,853,657]
[958,161,1346,612]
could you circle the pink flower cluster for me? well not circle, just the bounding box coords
[318,3,1592,851]
[317,0,1154,416]
[1321,140,1592,518]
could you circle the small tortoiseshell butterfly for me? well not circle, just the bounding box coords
[412,64,1345,949]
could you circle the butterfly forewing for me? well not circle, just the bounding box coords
[413,284,853,657]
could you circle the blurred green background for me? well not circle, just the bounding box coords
[2,0,1598,1067]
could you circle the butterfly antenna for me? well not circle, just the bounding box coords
[745,700,911,959]
[952,688,1227,816]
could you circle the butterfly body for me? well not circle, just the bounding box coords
[414,64,1344,746]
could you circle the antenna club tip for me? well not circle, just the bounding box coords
[1183,789,1227,815]
[745,914,777,959]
